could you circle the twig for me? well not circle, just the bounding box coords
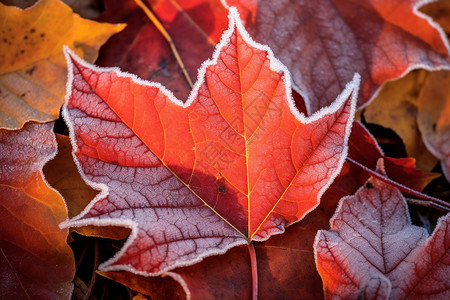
[346,157,450,210]
[133,0,194,89]
[248,242,258,300]
[406,198,449,211]
[76,241,89,271]
[83,239,100,300]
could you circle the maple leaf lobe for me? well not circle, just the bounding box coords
[314,159,450,299]
[62,7,360,276]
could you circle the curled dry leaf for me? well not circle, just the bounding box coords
[0,122,74,299]
[418,70,450,182]
[62,8,359,276]
[314,159,450,299]
[0,0,125,130]
[226,0,450,114]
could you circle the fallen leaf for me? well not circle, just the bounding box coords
[97,0,229,101]
[314,159,450,299]
[418,70,450,182]
[44,134,130,240]
[225,0,450,114]
[363,70,438,171]
[0,0,125,130]
[62,8,359,276]
[116,159,368,299]
[0,122,75,299]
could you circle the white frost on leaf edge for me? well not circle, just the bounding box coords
[60,6,360,278]
[312,158,444,298]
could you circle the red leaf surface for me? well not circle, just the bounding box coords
[62,8,359,276]
[226,0,450,114]
[314,159,450,299]
[91,150,372,299]
[97,0,229,100]
[0,122,75,299]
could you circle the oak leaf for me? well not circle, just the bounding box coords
[62,8,359,276]
[226,0,450,114]
[314,159,450,299]
[0,122,75,299]
[0,0,125,130]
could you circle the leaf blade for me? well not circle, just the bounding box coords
[63,8,359,276]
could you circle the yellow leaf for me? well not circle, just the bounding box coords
[0,0,125,129]
[363,70,438,171]
[418,70,450,182]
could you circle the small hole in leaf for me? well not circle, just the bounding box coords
[365,182,374,189]
[218,186,227,193]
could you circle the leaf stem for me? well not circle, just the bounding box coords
[248,242,258,300]
[406,198,449,211]
[346,157,450,210]
[133,0,194,89]
[83,239,99,300]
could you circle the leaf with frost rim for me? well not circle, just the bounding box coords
[60,7,360,276]
[314,159,450,299]
[222,0,450,115]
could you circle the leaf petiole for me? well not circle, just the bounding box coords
[248,242,258,300]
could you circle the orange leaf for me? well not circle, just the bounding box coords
[0,0,125,129]
[62,8,359,276]
[0,122,74,299]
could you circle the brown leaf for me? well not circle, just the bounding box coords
[44,134,130,240]
[0,122,74,299]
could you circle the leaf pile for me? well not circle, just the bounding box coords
[1,0,449,299]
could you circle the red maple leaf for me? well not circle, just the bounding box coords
[62,8,359,275]
[314,159,450,299]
